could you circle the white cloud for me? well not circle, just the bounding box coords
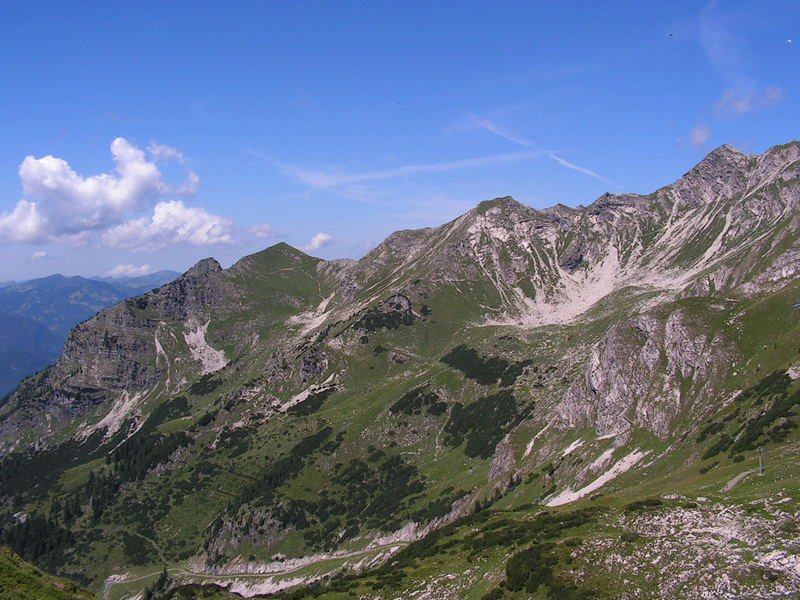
[468,115,533,146]
[301,232,334,252]
[714,86,783,117]
[699,4,783,118]
[690,123,711,150]
[147,142,200,196]
[548,154,624,189]
[250,223,280,239]
[147,142,186,163]
[0,138,200,245]
[30,250,47,260]
[255,150,552,190]
[104,264,152,278]
[102,200,234,251]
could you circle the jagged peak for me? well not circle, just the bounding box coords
[710,143,747,157]
[760,140,800,167]
[688,144,750,175]
[183,257,223,277]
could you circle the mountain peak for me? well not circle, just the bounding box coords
[474,196,525,214]
[693,143,750,171]
[184,257,223,277]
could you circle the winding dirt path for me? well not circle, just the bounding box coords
[103,540,409,600]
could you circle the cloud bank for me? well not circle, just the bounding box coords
[102,200,234,251]
[0,138,231,250]
[105,264,152,277]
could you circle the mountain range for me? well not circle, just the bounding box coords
[0,142,799,600]
[0,271,180,396]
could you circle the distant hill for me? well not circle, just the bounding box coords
[0,315,62,398]
[0,270,179,396]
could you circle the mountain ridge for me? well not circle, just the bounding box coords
[0,142,799,599]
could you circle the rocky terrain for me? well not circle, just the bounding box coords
[0,270,179,396]
[0,142,798,599]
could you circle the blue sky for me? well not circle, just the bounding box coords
[0,0,797,280]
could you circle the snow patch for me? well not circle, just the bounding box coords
[280,373,336,412]
[183,318,227,375]
[588,447,615,471]
[486,246,622,328]
[154,333,166,361]
[78,390,143,440]
[561,438,585,457]
[523,423,551,458]
[288,292,336,336]
[545,449,650,507]
[597,430,624,440]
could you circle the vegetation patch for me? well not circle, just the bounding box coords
[440,345,509,385]
[701,372,799,460]
[272,508,599,599]
[0,514,75,572]
[188,373,222,396]
[389,386,447,416]
[444,390,518,458]
[353,307,414,332]
[141,396,190,433]
[440,345,531,387]
[112,431,190,483]
[286,388,335,417]
[229,427,334,509]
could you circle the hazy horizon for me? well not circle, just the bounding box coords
[1,0,797,280]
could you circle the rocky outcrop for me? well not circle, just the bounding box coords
[558,306,733,439]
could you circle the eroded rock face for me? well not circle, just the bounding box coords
[1,141,798,466]
[0,258,234,449]
[558,307,733,439]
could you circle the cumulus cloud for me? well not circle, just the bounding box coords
[690,123,711,150]
[302,232,334,252]
[0,138,202,245]
[104,264,152,278]
[30,250,47,261]
[147,142,186,163]
[102,200,234,251]
[250,223,280,239]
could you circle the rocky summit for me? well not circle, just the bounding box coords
[1,142,800,600]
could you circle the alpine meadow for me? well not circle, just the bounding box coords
[2,2,800,599]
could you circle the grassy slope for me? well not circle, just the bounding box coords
[2,230,800,598]
[0,547,93,600]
